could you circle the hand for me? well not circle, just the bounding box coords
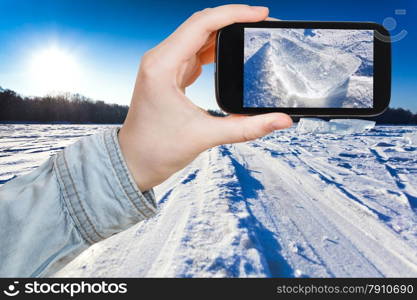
[119,5,293,191]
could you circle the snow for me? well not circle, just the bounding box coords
[0,124,117,184]
[1,124,417,278]
[243,28,373,108]
[297,118,375,134]
[330,119,376,132]
[404,132,417,145]
[297,118,332,134]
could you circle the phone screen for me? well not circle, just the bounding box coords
[243,28,374,108]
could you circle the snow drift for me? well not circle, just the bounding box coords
[296,118,376,134]
[243,28,373,108]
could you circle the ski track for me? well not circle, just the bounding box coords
[233,142,417,277]
[1,124,417,277]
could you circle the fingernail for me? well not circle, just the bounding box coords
[251,6,268,13]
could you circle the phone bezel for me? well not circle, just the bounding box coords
[215,21,391,116]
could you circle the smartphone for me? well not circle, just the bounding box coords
[215,21,391,116]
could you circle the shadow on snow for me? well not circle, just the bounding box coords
[219,146,294,277]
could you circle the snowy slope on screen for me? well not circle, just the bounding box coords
[243,28,373,108]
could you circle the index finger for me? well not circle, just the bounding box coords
[159,5,269,66]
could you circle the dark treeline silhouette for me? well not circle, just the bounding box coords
[1,87,417,124]
[0,87,128,124]
[364,108,417,124]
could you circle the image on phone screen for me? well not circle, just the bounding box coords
[243,28,374,108]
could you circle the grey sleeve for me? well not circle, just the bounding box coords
[0,128,157,277]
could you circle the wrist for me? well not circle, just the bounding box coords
[118,125,154,192]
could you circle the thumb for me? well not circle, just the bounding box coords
[211,113,293,145]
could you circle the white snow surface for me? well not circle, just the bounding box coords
[0,124,116,184]
[243,28,373,108]
[1,124,417,278]
[330,119,376,132]
[297,118,375,134]
[405,132,417,146]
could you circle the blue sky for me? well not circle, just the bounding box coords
[0,0,415,111]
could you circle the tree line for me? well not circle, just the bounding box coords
[1,87,417,124]
[0,88,128,124]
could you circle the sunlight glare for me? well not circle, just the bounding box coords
[29,46,81,95]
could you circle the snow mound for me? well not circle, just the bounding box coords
[244,28,373,108]
[404,132,417,145]
[296,118,332,134]
[297,118,375,134]
[330,119,376,133]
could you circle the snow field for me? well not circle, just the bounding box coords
[1,124,417,277]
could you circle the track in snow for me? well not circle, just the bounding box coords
[54,126,417,278]
[1,124,416,277]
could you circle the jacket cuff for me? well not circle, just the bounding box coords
[54,128,157,245]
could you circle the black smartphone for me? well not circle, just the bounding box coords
[215,21,391,116]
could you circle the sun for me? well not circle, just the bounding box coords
[29,46,81,95]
